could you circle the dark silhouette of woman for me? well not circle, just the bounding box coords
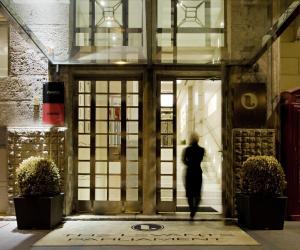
[182,132,205,220]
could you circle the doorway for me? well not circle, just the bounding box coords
[75,79,142,214]
[157,79,222,213]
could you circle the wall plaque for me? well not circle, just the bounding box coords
[43,82,64,126]
[233,83,266,128]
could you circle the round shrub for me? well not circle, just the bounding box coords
[16,156,61,196]
[240,156,286,196]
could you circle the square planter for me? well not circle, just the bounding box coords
[236,193,287,230]
[14,193,64,229]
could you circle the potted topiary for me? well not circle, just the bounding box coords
[236,155,287,229]
[14,156,64,229]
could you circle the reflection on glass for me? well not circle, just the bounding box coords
[161,121,173,133]
[161,108,173,120]
[109,121,121,134]
[109,107,121,120]
[109,95,121,106]
[78,188,90,200]
[161,189,173,201]
[95,189,107,201]
[126,189,138,201]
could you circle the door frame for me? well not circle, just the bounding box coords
[154,66,223,213]
[72,69,144,214]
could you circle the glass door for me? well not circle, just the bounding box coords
[76,79,142,214]
[157,80,177,212]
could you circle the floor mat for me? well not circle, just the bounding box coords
[33,221,259,246]
[176,206,218,212]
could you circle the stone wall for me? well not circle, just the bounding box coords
[227,0,273,61]
[0,24,48,126]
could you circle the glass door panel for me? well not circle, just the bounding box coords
[76,80,142,214]
[157,80,176,212]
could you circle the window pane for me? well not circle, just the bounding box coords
[96,81,108,93]
[96,121,107,133]
[109,176,121,188]
[127,81,139,93]
[95,189,107,201]
[127,108,138,120]
[161,175,173,188]
[161,189,173,201]
[126,188,138,201]
[0,24,8,77]
[78,135,90,146]
[96,135,107,147]
[127,94,139,106]
[78,161,90,174]
[127,148,138,161]
[126,175,138,188]
[96,148,107,160]
[109,81,121,93]
[161,94,173,107]
[95,175,107,188]
[96,95,108,106]
[96,108,107,120]
[78,189,90,200]
[109,189,120,201]
[161,148,173,160]
[95,161,107,174]
[78,148,90,160]
[78,175,90,187]
[127,121,138,133]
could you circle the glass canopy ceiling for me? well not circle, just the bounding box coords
[1,0,296,66]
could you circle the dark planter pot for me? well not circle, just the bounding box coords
[14,193,64,229]
[236,193,287,230]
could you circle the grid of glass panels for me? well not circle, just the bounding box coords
[74,0,146,63]
[155,0,224,63]
[78,81,92,201]
[158,81,176,205]
[77,80,141,211]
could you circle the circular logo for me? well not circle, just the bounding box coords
[241,93,258,110]
[131,223,164,231]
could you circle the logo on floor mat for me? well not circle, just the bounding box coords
[132,223,164,231]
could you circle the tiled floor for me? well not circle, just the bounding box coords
[0,216,300,250]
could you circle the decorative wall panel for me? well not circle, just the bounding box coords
[232,128,276,193]
[7,127,66,215]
